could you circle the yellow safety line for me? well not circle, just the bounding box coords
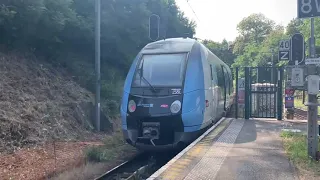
[159,119,232,180]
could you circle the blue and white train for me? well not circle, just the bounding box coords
[120,38,235,151]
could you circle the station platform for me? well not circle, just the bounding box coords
[147,118,299,180]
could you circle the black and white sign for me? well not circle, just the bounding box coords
[307,75,320,95]
[238,78,245,90]
[291,68,304,87]
[305,57,320,64]
[278,39,291,61]
[171,88,181,95]
[298,0,320,18]
[279,39,290,51]
[279,50,290,61]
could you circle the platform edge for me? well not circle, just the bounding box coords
[147,117,229,180]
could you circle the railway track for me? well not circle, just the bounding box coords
[95,112,234,180]
[95,151,179,180]
[293,107,320,120]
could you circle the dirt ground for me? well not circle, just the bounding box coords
[0,141,104,180]
[0,51,125,180]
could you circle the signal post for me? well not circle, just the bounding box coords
[296,0,320,160]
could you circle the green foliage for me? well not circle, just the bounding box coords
[230,13,293,82]
[0,0,195,115]
[202,39,236,67]
[232,13,285,68]
[85,133,135,162]
[236,13,275,44]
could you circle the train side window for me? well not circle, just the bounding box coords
[216,65,224,87]
[210,64,218,86]
[229,71,233,94]
[223,66,229,94]
[225,69,231,95]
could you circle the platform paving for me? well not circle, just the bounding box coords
[148,118,300,180]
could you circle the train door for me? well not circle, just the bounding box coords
[202,49,213,127]
[215,64,224,116]
[221,65,227,111]
[223,66,231,109]
[210,64,218,122]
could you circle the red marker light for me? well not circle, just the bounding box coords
[128,100,136,113]
[130,104,136,111]
[160,104,168,108]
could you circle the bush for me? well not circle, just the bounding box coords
[85,133,133,162]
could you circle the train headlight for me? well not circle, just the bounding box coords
[128,100,136,113]
[170,100,181,114]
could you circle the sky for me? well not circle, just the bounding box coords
[175,0,298,42]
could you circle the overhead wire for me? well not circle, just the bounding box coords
[186,0,200,22]
[185,0,202,40]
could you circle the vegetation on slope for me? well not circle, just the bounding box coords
[0,51,100,153]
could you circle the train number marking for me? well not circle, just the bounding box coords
[171,89,181,95]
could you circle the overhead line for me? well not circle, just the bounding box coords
[186,0,200,22]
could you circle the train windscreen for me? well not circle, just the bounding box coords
[132,53,187,87]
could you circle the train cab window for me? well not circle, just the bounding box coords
[132,53,187,87]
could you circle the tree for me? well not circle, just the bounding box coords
[286,18,304,36]
[203,39,236,67]
[232,14,284,69]
[236,13,275,44]
[0,0,196,114]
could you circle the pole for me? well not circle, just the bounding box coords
[277,67,283,120]
[271,51,274,83]
[310,18,316,58]
[245,67,250,120]
[95,0,101,131]
[235,68,239,119]
[307,17,318,159]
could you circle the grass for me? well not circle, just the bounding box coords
[49,132,137,180]
[50,162,112,180]
[84,132,136,162]
[280,131,320,177]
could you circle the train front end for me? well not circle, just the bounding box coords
[121,38,204,151]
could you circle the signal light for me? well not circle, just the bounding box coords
[290,33,305,65]
[149,14,160,41]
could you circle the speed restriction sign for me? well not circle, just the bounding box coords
[279,39,290,50]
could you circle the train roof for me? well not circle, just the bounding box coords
[141,38,197,54]
[140,37,230,69]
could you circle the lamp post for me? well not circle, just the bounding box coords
[95,0,101,131]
